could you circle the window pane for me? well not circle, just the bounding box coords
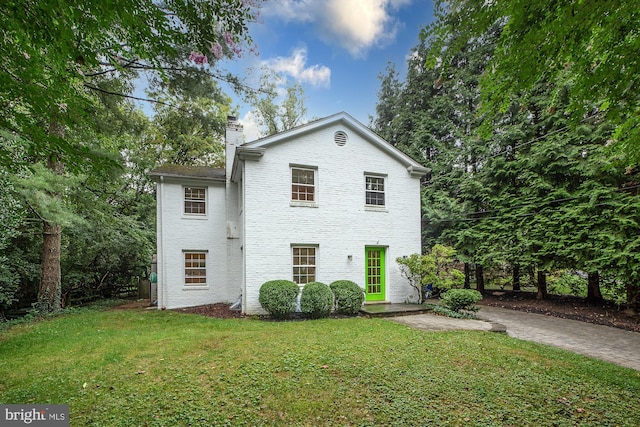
[365,176,385,206]
[292,246,316,284]
[185,252,206,285]
[292,168,315,202]
[185,187,206,214]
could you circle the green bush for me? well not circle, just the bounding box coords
[300,282,333,319]
[549,271,587,296]
[0,259,19,309]
[330,280,364,315]
[432,304,477,319]
[440,288,483,312]
[258,280,299,320]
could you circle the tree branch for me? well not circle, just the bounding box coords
[85,57,140,77]
[83,84,190,113]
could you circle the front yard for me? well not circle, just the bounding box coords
[1,304,639,426]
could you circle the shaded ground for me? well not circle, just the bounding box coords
[478,291,640,333]
[110,300,244,318]
[175,303,244,318]
[116,294,640,333]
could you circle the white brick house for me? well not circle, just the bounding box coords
[151,112,428,314]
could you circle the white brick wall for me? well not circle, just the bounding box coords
[225,121,244,310]
[155,115,424,313]
[156,178,233,309]
[241,123,422,314]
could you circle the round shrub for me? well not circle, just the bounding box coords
[330,280,365,315]
[259,280,299,320]
[300,282,333,319]
[440,288,483,312]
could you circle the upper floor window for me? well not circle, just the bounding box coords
[291,167,315,202]
[184,186,206,215]
[365,175,385,207]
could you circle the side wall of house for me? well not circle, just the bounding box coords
[156,177,232,309]
[242,123,422,314]
[226,120,244,309]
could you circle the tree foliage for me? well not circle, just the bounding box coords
[0,165,25,311]
[1,0,260,313]
[426,0,640,162]
[1,0,259,168]
[396,245,464,303]
[149,77,234,167]
[375,5,640,309]
[245,69,308,137]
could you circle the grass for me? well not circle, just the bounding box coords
[1,305,639,426]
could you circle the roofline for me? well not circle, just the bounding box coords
[242,111,426,171]
[149,170,226,183]
[408,165,431,178]
[231,147,266,182]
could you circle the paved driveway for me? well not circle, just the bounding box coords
[391,306,640,371]
[477,306,640,371]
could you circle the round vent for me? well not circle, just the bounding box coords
[334,131,348,147]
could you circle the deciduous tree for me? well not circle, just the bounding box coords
[245,69,308,137]
[2,0,261,312]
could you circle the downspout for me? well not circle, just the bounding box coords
[159,175,166,309]
[241,167,247,314]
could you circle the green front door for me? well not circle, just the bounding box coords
[365,247,385,302]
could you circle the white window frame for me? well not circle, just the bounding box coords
[365,174,386,207]
[292,245,317,285]
[184,186,207,215]
[291,166,317,205]
[184,251,207,285]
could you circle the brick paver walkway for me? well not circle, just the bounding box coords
[476,306,640,371]
[390,306,640,371]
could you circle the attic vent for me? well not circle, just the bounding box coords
[334,131,348,147]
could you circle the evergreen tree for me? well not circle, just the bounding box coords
[427,0,640,162]
[373,10,640,308]
[2,1,260,312]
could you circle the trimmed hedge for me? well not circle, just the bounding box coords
[300,282,333,319]
[330,280,364,315]
[440,288,482,312]
[258,280,299,319]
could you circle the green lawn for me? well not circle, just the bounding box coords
[1,305,639,426]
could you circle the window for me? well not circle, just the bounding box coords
[292,246,316,284]
[184,187,206,215]
[365,175,385,206]
[184,252,207,284]
[291,167,315,202]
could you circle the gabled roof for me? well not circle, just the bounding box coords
[238,112,429,176]
[149,165,225,182]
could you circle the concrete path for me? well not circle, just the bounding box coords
[390,306,640,371]
[389,313,493,332]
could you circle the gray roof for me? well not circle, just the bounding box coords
[149,165,225,181]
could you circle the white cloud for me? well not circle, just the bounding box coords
[264,0,413,57]
[239,111,262,141]
[264,47,331,88]
[263,0,315,22]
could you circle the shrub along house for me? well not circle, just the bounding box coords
[151,112,428,314]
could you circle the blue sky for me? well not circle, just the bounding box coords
[219,0,435,140]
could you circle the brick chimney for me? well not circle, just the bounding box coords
[225,115,244,179]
